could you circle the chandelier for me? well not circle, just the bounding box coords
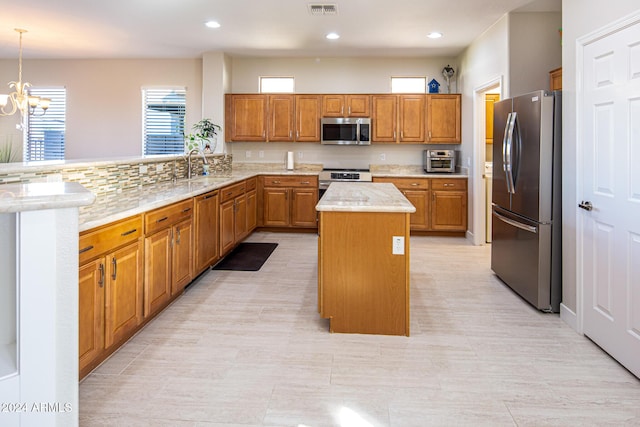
[0,29,50,125]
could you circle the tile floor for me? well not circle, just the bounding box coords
[79,232,640,426]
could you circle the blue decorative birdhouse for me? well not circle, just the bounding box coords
[428,78,440,94]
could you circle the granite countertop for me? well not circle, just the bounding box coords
[0,182,95,213]
[369,164,468,178]
[316,182,416,213]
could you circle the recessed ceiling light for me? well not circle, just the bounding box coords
[427,32,443,39]
[326,32,340,40]
[205,21,221,29]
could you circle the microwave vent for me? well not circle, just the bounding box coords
[308,4,338,15]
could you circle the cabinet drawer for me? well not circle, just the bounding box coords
[373,177,429,190]
[145,199,193,235]
[245,177,257,191]
[79,215,143,264]
[431,178,467,191]
[262,175,318,188]
[220,182,246,202]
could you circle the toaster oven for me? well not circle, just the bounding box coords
[424,150,456,173]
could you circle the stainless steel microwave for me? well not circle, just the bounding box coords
[321,117,371,145]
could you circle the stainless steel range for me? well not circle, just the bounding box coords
[318,168,372,198]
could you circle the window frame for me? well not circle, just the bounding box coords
[23,87,66,162]
[142,87,187,156]
[391,76,427,94]
[259,76,295,93]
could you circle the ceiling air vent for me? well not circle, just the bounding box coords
[308,4,338,16]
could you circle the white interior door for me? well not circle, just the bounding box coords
[580,16,640,378]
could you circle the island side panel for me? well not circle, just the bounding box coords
[318,210,410,336]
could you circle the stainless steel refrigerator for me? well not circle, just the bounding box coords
[491,90,562,312]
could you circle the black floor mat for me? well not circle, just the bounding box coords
[212,242,278,271]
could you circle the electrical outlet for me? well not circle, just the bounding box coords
[246,150,252,158]
[392,236,404,255]
[297,151,303,159]
[139,165,148,174]
[156,164,163,172]
[380,153,386,161]
[259,150,264,158]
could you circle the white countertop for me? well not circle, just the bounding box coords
[316,182,416,213]
[0,182,95,213]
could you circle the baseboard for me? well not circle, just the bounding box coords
[560,303,578,332]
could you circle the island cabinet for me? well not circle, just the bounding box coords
[317,183,413,336]
[78,215,143,377]
[144,199,194,317]
[371,95,425,143]
[193,190,219,276]
[322,94,370,117]
[427,94,461,143]
[260,175,319,228]
[219,178,257,256]
[431,178,467,231]
[372,177,430,230]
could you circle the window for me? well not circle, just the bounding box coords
[24,88,66,161]
[259,77,294,93]
[391,77,427,94]
[142,88,186,155]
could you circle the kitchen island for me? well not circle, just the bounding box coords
[316,182,415,336]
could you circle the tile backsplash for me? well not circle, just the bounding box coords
[0,154,233,196]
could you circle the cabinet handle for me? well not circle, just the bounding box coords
[111,257,117,281]
[289,130,292,139]
[300,181,310,185]
[226,191,233,197]
[176,227,181,244]
[204,193,216,200]
[341,106,344,115]
[393,131,396,140]
[348,106,351,115]
[121,228,137,237]
[285,191,288,201]
[428,131,432,139]
[157,216,169,223]
[272,180,281,184]
[401,131,404,140]
[79,245,94,254]
[296,130,300,139]
[411,183,418,186]
[182,207,191,213]
[444,183,454,187]
[98,263,105,287]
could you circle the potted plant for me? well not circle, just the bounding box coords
[0,135,20,163]
[184,118,221,153]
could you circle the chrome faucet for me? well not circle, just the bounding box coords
[187,148,208,179]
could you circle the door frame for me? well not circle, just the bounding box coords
[472,76,504,246]
[576,10,640,335]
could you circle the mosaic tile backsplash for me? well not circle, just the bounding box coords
[0,154,233,196]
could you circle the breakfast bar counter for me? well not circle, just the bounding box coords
[316,182,415,336]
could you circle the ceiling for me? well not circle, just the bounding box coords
[0,0,561,60]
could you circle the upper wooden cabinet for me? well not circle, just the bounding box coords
[427,94,461,144]
[549,67,562,91]
[225,94,267,141]
[371,95,425,143]
[225,94,321,142]
[322,94,370,117]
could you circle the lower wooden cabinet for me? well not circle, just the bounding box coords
[78,215,144,377]
[260,175,319,229]
[219,179,257,257]
[194,190,219,275]
[373,176,467,233]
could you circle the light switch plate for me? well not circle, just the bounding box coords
[392,236,404,255]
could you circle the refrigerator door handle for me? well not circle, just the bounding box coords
[503,112,517,194]
[493,209,538,234]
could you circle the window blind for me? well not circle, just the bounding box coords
[142,88,186,155]
[24,88,66,161]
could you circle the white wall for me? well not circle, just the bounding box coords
[509,12,562,96]
[0,58,203,160]
[560,0,639,314]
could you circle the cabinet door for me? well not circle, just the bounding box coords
[427,94,461,143]
[268,95,294,141]
[372,95,397,142]
[346,95,370,117]
[402,190,429,230]
[225,94,267,141]
[263,187,290,226]
[105,240,143,348]
[144,229,172,317]
[399,95,425,143]
[79,259,105,373]
[246,189,258,232]
[172,219,193,295]
[431,190,467,231]
[234,195,248,242]
[194,192,219,274]
[322,95,345,117]
[291,188,319,227]
[219,199,236,256]
[295,95,321,142]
